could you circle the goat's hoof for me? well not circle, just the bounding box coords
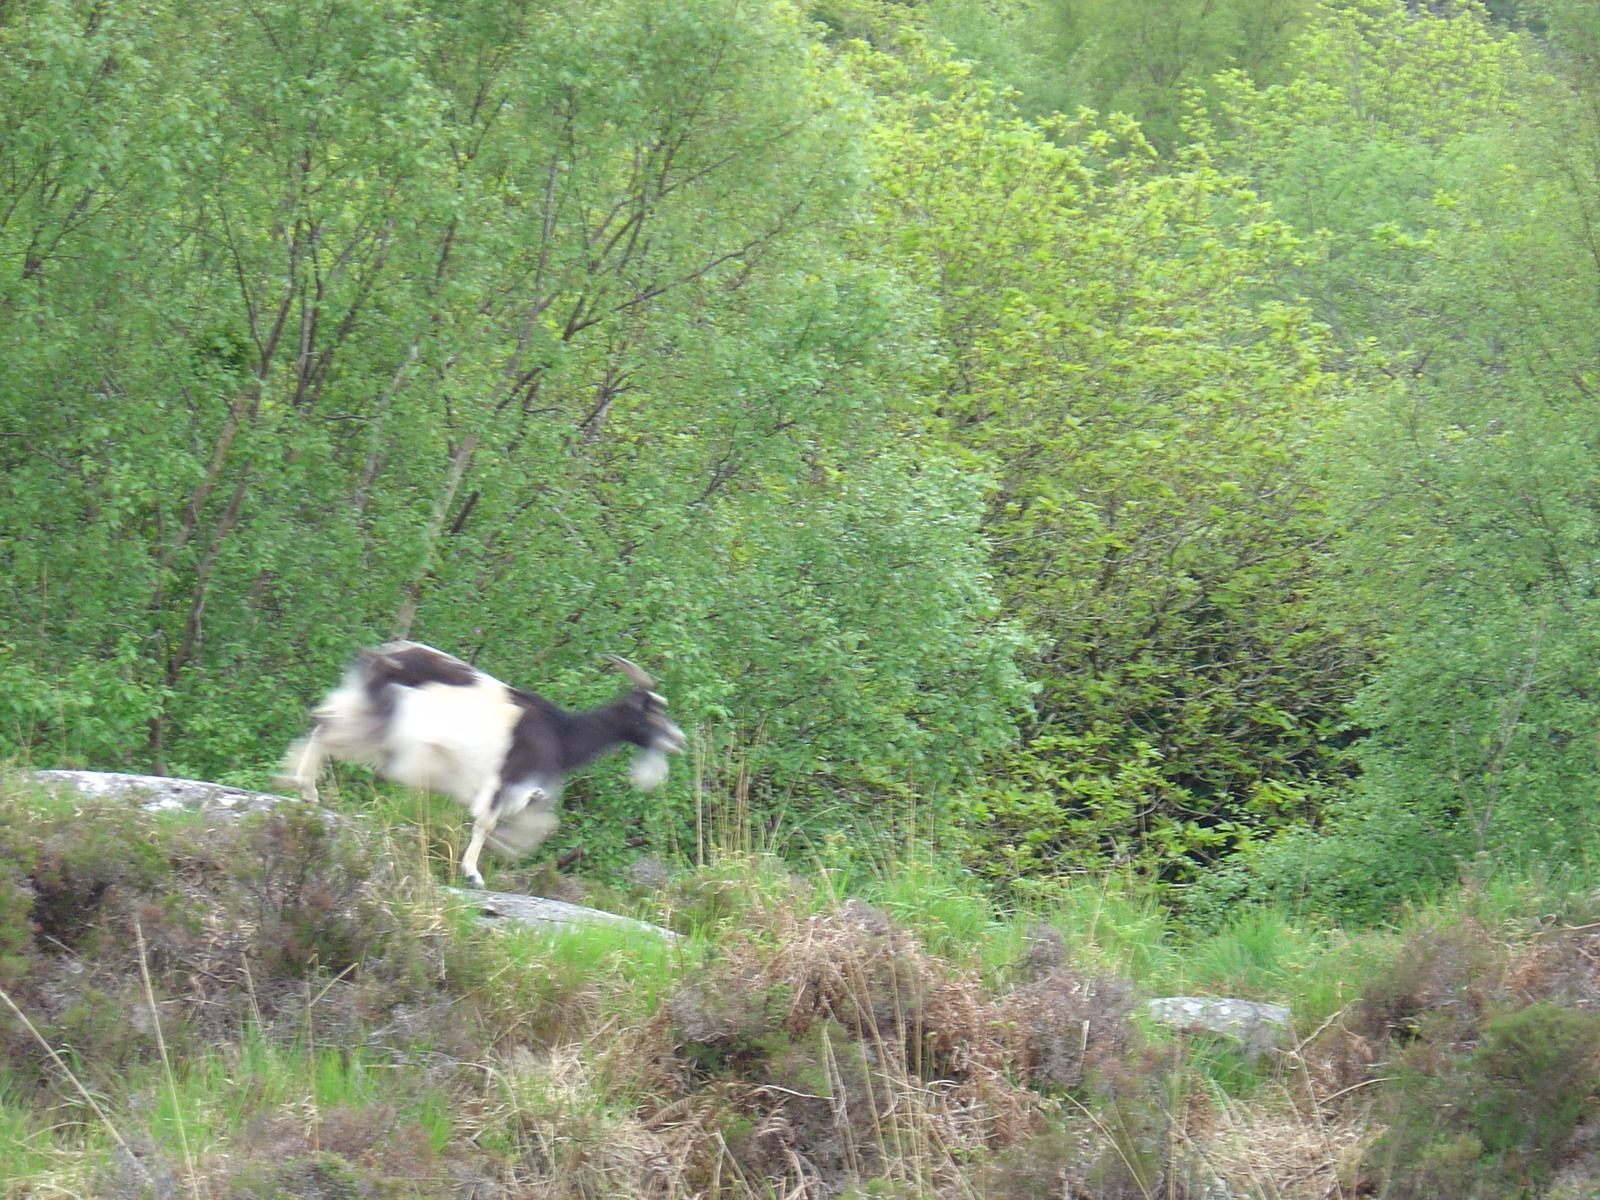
[462,872,485,889]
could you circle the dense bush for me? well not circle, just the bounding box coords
[0,0,1025,852]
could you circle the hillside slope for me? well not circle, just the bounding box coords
[3,772,1600,1198]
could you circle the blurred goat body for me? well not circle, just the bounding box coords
[283,641,684,886]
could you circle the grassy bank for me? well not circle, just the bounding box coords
[4,773,1600,1198]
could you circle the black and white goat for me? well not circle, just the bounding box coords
[283,641,685,886]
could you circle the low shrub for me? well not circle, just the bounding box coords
[0,781,447,1087]
[1181,794,1462,929]
[1374,1001,1600,1197]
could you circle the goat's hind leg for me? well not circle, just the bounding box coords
[485,784,559,863]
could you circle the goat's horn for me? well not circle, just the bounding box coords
[603,654,655,690]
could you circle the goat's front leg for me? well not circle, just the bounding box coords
[460,817,494,889]
[459,780,501,888]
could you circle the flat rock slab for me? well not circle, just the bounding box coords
[33,770,294,817]
[449,888,680,941]
[1146,996,1292,1056]
[32,770,679,941]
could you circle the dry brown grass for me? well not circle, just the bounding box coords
[652,897,1046,1196]
[1181,1085,1377,1200]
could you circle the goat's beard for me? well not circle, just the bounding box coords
[629,745,671,790]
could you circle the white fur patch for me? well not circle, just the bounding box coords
[383,680,519,810]
[311,669,519,811]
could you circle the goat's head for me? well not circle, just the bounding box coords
[604,654,686,789]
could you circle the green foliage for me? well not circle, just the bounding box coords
[848,860,1009,966]
[1030,0,1316,145]
[1207,0,1526,341]
[1197,0,1600,907]
[0,0,1024,852]
[1183,797,1461,925]
[854,0,1317,148]
[859,49,1361,881]
[1213,0,1522,149]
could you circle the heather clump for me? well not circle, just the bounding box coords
[1297,899,1600,1198]
[667,964,779,1073]
[0,784,443,1084]
[975,1129,1083,1200]
[1005,966,1138,1090]
[715,1019,894,1187]
[487,1041,754,1200]
[1283,911,1511,1104]
[1352,915,1508,1048]
[0,789,174,958]
[219,1100,449,1200]
[490,859,594,906]
[1374,1001,1600,1197]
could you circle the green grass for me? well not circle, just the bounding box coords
[852,860,1012,961]
[0,1034,462,1198]
[0,1076,77,1186]
[1179,908,1326,998]
[489,909,691,1005]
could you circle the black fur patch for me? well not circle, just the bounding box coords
[508,686,563,718]
[500,688,642,776]
[499,695,568,797]
[361,642,479,719]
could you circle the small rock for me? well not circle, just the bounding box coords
[1146,996,1292,1057]
[33,770,290,817]
[449,887,679,941]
